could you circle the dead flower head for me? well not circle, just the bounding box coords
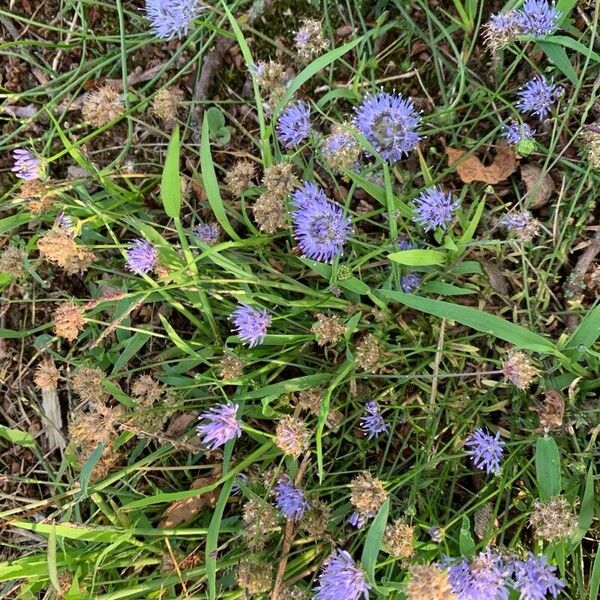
[502,351,539,389]
[275,416,310,458]
[262,162,298,198]
[225,161,255,196]
[355,333,386,373]
[217,353,244,381]
[406,564,456,600]
[53,302,85,342]
[82,85,124,127]
[253,192,288,233]
[350,471,387,518]
[151,87,184,122]
[34,358,59,391]
[37,229,94,274]
[383,519,415,559]
[312,313,346,346]
[529,497,577,542]
[0,245,26,278]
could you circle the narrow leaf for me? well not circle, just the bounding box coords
[361,499,389,584]
[0,424,36,448]
[388,249,446,266]
[459,515,476,557]
[538,41,578,85]
[535,436,561,502]
[161,125,181,219]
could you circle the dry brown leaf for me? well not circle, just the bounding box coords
[480,260,510,296]
[531,390,564,431]
[520,164,554,208]
[447,144,518,184]
[159,469,222,528]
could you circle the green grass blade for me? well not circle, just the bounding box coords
[535,436,561,502]
[564,304,600,352]
[388,249,447,266]
[361,498,389,586]
[161,125,181,220]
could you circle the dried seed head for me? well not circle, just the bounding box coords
[151,87,183,121]
[53,303,85,342]
[71,366,107,406]
[300,498,331,537]
[242,498,279,551]
[37,229,94,274]
[312,313,346,346]
[225,161,255,196]
[253,60,289,110]
[262,163,299,198]
[322,124,361,171]
[529,497,577,542]
[532,390,564,432]
[131,374,163,405]
[383,519,414,559]
[217,353,244,381]
[502,351,539,389]
[34,358,59,391]
[19,180,55,213]
[295,388,323,416]
[0,245,26,278]
[294,18,329,62]
[275,416,310,458]
[82,85,124,127]
[236,559,273,594]
[407,564,457,600]
[474,504,495,540]
[253,192,288,234]
[276,586,308,600]
[355,333,386,373]
[350,471,387,518]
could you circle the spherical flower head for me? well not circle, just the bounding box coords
[350,471,387,517]
[354,91,421,163]
[384,520,414,559]
[230,303,271,347]
[291,181,352,263]
[516,1,562,37]
[516,77,563,120]
[464,428,505,475]
[126,239,157,274]
[277,101,311,148]
[512,554,565,600]
[502,351,539,389]
[12,149,42,181]
[294,18,329,62]
[322,126,362,171]
[412,187,459,232]
[503,121,536,145]
[446,549,510,600]
[401,272,422,293]
[275,415,310,458]
[348,510,369,528]
[499,211,539,241]
[484,11,521,51]
[274,476,309,521]
[397,235,415,250]
[314,549,371,600]
[193,221,220,245]
[529,497,577,542]
[197,401,242,449]
[407,564,456,600]
[360,400,389,439]
[145,0,204,41]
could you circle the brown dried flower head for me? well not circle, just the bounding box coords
[71,366,107,406]
[383,519,414,559]
[217,353,244,381]
[37,229,94,274]
[300,498,331,537]
[34,358,59,391]
[529,497,577,542]
[262,163,299,198]
[53,302,85,342]
[294,18,330,62]
[0,245,26,278]
[322,124,361,172]
[502,351,539,389]
[350,471,387,518]
[312,313,346,346]
[254,60,289,109]
[151,87,184,121]
[295,388,323,416]
[407,564,457,600]
[236,558,273,594]
[19,180,55,213]
[275,416,310,458]
[253,191,288,234]
[242,498,279,551]
[531,390,564,432]
[355,333,386,373]
[82,85,124,127]
[225,161,255,196]
[131,374,163,405]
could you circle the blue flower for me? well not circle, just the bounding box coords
[412,187,459,232]
[314,549,371,600]
[354,91,421,162]
[348,511,368,528]
[126,239,158,274]
[464,428,505,475]
[516,76,563,120]
[401,273,422,293]
[516,1,562,37]
[12,149,42,181]
[193,221,220,245]
[360,401,389,439]
[446,549,510,600]
[511,554,565,600]
[290,181,352,263]
[503,121,536,145]
[145,0,204,40]
[231,303,271,348]
[197,402,242,449]
[277,101,311,148]
[274,476,309,521]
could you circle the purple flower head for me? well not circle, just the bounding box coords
[354,91,421,162]
[12,149,42,181]
[291,181,352,263]
[503,121,536,145]
[360,400,389,439]
[489,10,520,33]
[314,549,371,600]
[516,77,563,120]
[197,402,242,449]
[294,28,311,47]
[512,554,565,600]
[55,212,73,235]
[516,1,562,37]
[465,428,505,475]
[499,210,539,240]
[193,221,220,245]
[145,0,204,40]
[274,476,309,521]
[277,101,311,148]
[401,272,422,293]
[348,511,369,528]
[126,239,158,274]
[396,236,415,250]
[231,472,248,495]
[231,303,271,348]
[412,187,459,232]
[446,549,510,600]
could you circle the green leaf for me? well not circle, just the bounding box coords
[538,41,578,85]
[0,424,36,448]
[47,524,60,593]
[200,113,239,239]
[572,463,595,545]
[535,436,561,502]
[388,249,446,266]
[0,213,32,236]
[557,0,577,21]
[564,304,600,353]
[590,549,600,600]
[205,106,225,132]
[361,498,389,585]
[543,35,600,65]
[161,125,181,220]
[419,282,477,296]
[459,196,485,244]
[79,442,105,498]
[377,290,557,353]
[207,477,234,599]
[459,515,476,557]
